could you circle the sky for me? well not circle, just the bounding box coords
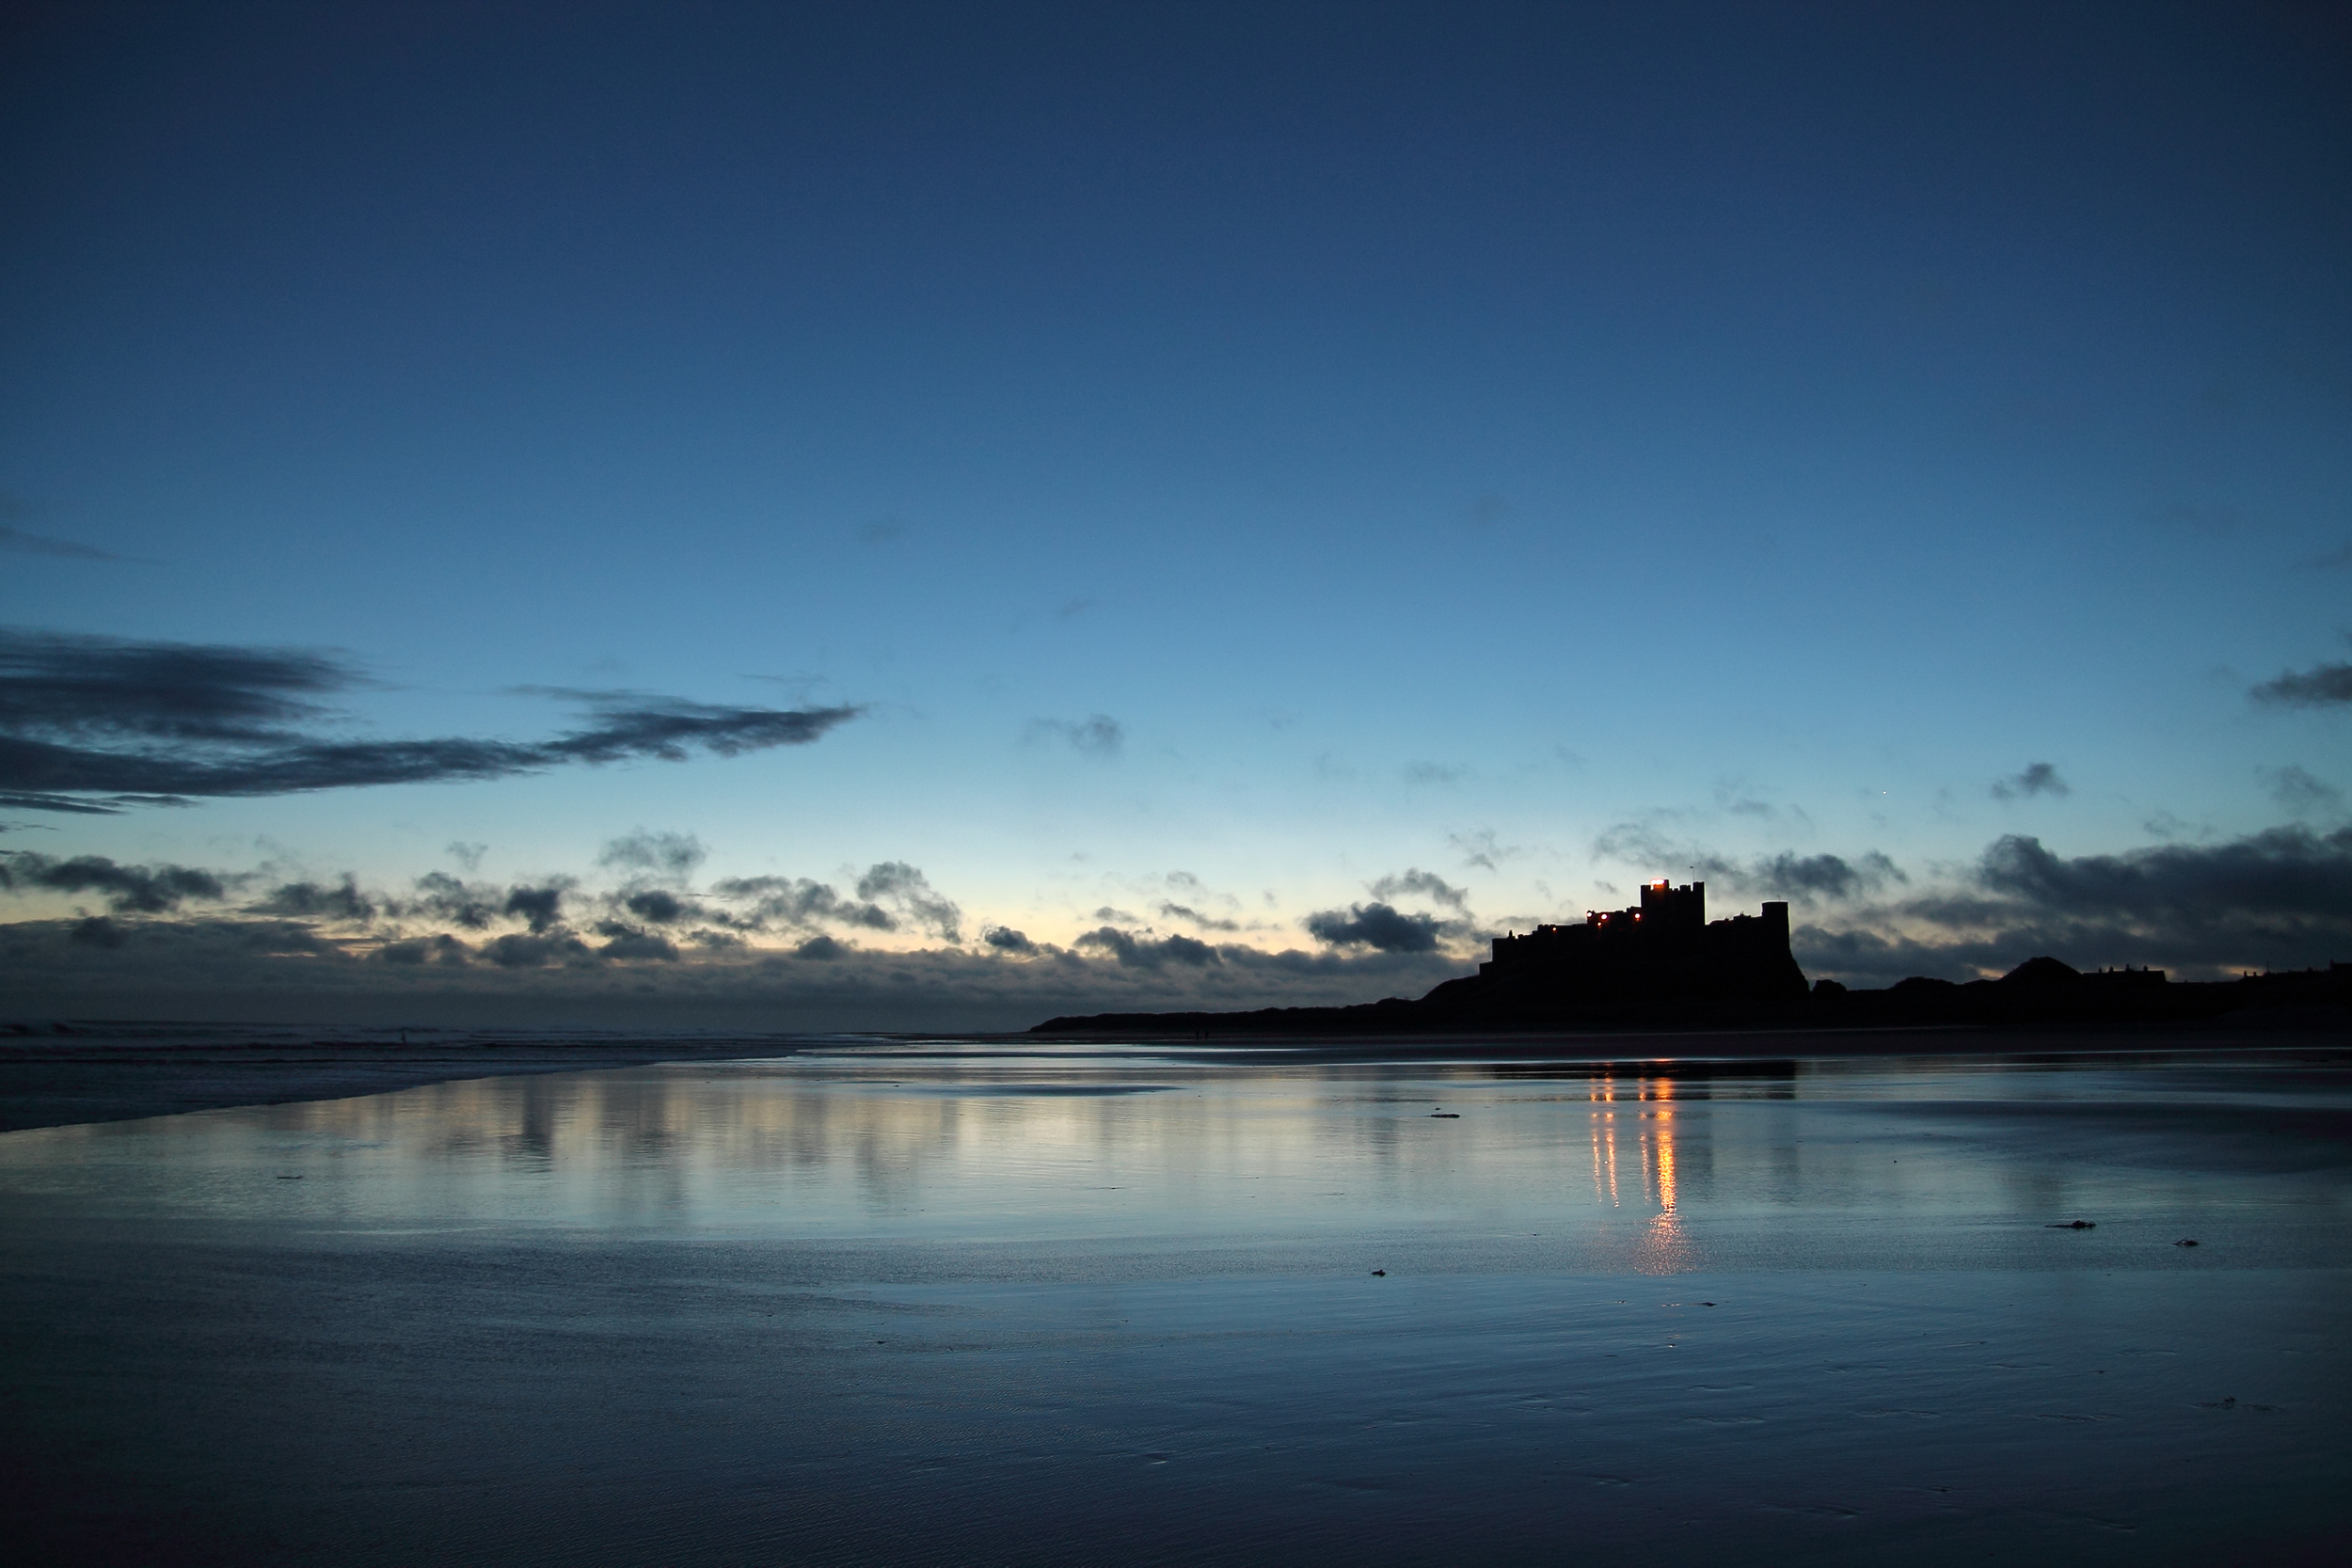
[3,0,2349,1029]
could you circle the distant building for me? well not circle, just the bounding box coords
[1473,879,1806,1004]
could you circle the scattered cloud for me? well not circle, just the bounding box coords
[502,885,567,934]
[0,628,863,813]
[1448,830,1521,871]
[2250,661,2352,707]
[1027,714,1123,756]
[1155,901,1242,932]
[2261,765,2344,818]
[2304,542,2352,571]
[1991,762,2070,800]
[624,889,694,925]
[246,876,374,922]
[445,841,487,871]
[1303,902,1451,954]
[597,830,707,883]
[0,851,232,913]
[1590,826,1905,906]
[0,494,126,562]
[1750,851,1907,902]
[1403,762,1466,786]
[707,874,896,932]
[1367,868,1470,912]
[856,519,906,544]
[854,861,963,942]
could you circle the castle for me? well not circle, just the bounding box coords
[1470,879,1807,1005]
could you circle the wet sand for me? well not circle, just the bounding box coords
[2,1045,2345,1564]
[0,1019,2330,1134]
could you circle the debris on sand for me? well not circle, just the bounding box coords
[1371,1269,1386,1276]
[1429,1112,1460,1118]
[2045,1220,2095,1229]
[2175,1239,2200,1247]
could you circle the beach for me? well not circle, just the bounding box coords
[3,1039,2344,1564]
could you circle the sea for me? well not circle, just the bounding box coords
[3,1041,2345,1565]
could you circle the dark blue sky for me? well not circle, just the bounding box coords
[4,2,2348,1022]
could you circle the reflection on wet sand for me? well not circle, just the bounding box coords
[5,1048,2344,1281]
[1583,1072,1688,1272]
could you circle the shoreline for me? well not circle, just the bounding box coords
[6,1018,2345,1136]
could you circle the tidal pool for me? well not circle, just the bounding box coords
[3,1044,2345,1564]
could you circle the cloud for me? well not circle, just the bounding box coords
[1028,714,1123,756]
[1074,927,1220,968]
[1448,830,1521,871]
[794,934,848,960]
[1991,762,2070,800]
[0,851,231,913]
[69,915,126,948]
[2250,661,2352,707]
[1797,826,2352,985]
[2261,765,2344,818]
[247,876,374,923]
[1403,762,1466,786]
[2305,543,2352,571]
[446,841,487,871]
[1154,901,1242,932]
[379,934,469,966]
[483,931,593,968]
[1589,826,1905,907]
[597,830,707,882]
[593,924,679,962]
[409,871,501,929]
[1973,829,2352,925]
[854,861,962,942]
[1303,902,1448,954]
[983,926,1038,954]
[502,885,565,934]
[707,875,896,932]
[0,494,124,562]
[623,889,694,925]
[0,628,862,813]
[1750,851,1907,902]
[0,526,124,562]
[1368,868,1470,912]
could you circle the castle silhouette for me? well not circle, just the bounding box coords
[1436,879,1807,1010]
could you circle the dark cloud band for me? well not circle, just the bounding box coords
[0,628,861,812]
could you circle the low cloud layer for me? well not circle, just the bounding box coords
[1800,826,2352,984]
[5,821,2347,1026]
[0,843,1470,1030]
[0,628,861,813]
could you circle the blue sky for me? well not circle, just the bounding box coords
[4,2,2348,1026]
